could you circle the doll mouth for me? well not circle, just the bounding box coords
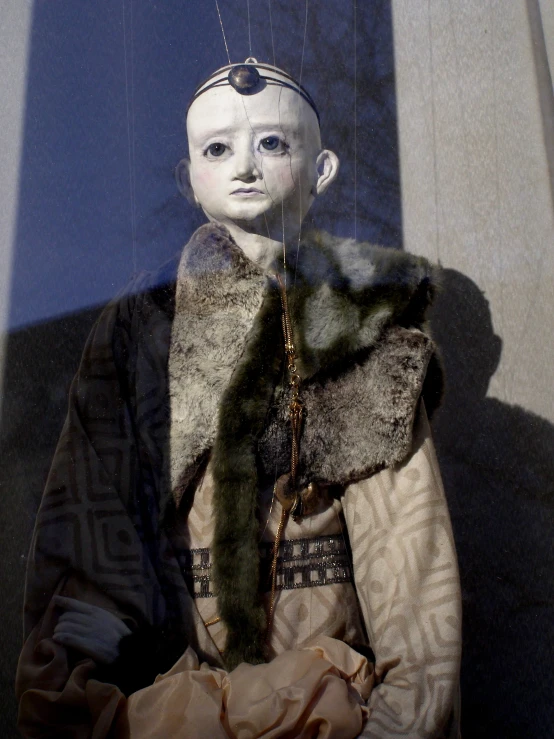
[231,188,265,196]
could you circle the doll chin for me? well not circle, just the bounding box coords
[225,201,274,222]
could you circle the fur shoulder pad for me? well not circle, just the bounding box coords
[283,230,439,380]
[258,325,436,487]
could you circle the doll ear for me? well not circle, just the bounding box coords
[175,158,200,207]
[314,149,340,196]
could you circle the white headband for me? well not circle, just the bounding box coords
[188,58,320,123]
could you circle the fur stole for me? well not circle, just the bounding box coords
[168,223,441,668]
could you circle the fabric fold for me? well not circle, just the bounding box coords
[119,637,375,739]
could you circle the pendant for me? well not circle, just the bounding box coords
[274,473,322,522]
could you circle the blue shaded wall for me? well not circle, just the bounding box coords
[9,0,400,329]
[2,3,400,735]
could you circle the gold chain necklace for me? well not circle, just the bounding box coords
[206,271,317,637]
[276,273,304,487]
[268,273,322,630]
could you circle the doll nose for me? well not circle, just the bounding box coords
[233,145,262,181]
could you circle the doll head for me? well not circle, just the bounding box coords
[177,60,339,245]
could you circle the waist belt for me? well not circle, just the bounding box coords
[178,533,353,598]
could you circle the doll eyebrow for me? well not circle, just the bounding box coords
[193,122,299,144]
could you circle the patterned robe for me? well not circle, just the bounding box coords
[16,224,461,737]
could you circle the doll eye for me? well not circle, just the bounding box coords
[259,136,287,153]
[205,142,227,158]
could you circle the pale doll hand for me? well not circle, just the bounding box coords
[52,595,132,665]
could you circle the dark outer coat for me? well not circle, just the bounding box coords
[19,223,443,697]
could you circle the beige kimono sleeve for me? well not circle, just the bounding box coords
[343,403,462,739]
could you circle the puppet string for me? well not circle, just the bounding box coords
[267,274,306,637]
[353,0,357,240]
[247,0,252,57]
[299,0,308,83]
[267,505,287,630]
[293,0,309,288]
[214,0,231,64]
[236,86,278,227]
[121,0,137,276]
[268,0,276,66]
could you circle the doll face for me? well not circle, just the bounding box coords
[185,84,338,237]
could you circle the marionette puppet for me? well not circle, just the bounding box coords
[17,59,462,738]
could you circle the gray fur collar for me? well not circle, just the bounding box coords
[169,222,439,504]
[273,228,438,381]
[168,223,267,508]
[168,222,441,667]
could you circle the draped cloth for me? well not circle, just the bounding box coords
[17,406,461,738]
[19,592,373,739]
[118,638,374,739]
[18,594,372,739]
[16,225,461,737]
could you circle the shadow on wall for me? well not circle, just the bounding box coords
[1,5,400,735]
[0,309,104,738]
[8,0,401,332]
[429,269,554,739]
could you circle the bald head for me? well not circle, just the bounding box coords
[179,82,339,239]
[187,81,321,151]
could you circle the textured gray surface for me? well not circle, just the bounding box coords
[1,2,400,734]
[393,5,554,731]
[0,0,33,421]
[393,0,554,421]
[3,0,554,736]
[0,308,101,737]
[4,277,554,739]
[430,271,554,737]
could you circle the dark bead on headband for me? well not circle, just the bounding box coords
[228,64,261,95]
[188,59,320,123]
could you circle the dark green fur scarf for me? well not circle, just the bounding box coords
[168,223,442,668]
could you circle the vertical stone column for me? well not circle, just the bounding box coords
[391,4,554,734]
[538,0,554,77]
[0,0,34,418]
[392,0,554,418]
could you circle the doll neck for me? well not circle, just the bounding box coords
[211,218,301,272]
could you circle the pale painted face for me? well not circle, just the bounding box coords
[185,83,337,239]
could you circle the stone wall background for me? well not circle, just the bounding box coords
[2,1,553,737]
[393,0,554,418]
[392,2,554,735]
